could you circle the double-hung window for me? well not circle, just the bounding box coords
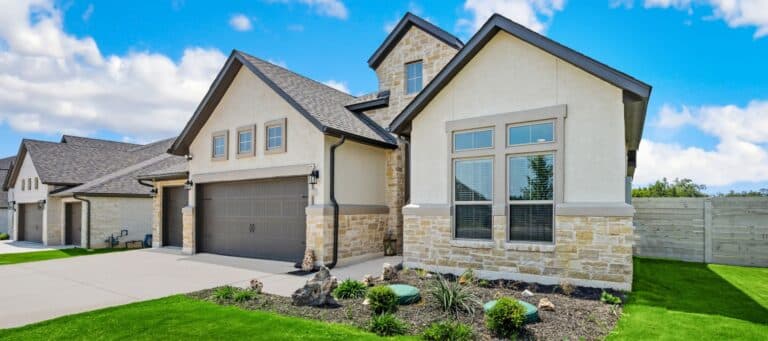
[453,158,493,239]
[508,154,554,242]
[405,61,423,95]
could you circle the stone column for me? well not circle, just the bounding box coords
[181,206,195,255]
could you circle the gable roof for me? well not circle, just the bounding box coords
[6,137,175,190]
[368,12,464,69]
[389,14,652,156]
[169,50,397,156]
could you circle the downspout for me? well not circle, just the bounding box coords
[400,136,411,204]
[137,179,154,188]
[325,135,346,269]
[72,194,91,249]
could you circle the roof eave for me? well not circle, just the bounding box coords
[322,127,397,149]
[136,171,189,181]
[368,12,463,69]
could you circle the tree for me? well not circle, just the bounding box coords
[632,178,708,198]
[520,155,553,200]
[716,189,768,197]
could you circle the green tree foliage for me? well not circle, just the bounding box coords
[632,178,708,198]
[716,189,768,197]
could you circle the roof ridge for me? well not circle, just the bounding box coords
[368,12,463,69]
[62,135,142,146]
[235,50,355,99]
[54,153,171,195]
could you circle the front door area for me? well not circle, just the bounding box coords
[65,202,82,246]
[162,186,186,247]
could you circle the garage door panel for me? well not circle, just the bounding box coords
[20,204,43,243]
[199,177,307,262]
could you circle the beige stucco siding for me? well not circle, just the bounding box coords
[410,31,626,204]
[188,67,326,201]
[89,197,152,248]
[324,136,387,206]
[8,153,49,241]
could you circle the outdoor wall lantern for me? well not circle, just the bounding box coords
[185,153,193,161]
[149,188,158,198]
[308,169,319,185]
[37,199,46,209]
[9,201,16,211]
[184,180,194,190]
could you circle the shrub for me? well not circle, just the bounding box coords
[368,313,408,336]
[334,279,368,299]
[367,285,398,315]
[430,275,479,316]
[559,281,575,296]
[422,321,475,341]
[600,291,622,305]
[477,279,491,288]
[458,268,474,285]
[0,233,8,240]
[233,288,257,302]
[485,297,526,338]
[416,268,429,279]
[212,286,236,300]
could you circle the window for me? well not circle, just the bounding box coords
[211,131,228,160]
[405,61,423,95]
[21,178,25,191]
[508,154,554,242]
[508,122,554,146]
[27,178,32,191]
[454,129,493,152]
[454,158,493,239]
[34,177,38,190]
[236,125,255,157]
[265,118,286,153]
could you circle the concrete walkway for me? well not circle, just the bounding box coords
[0,240,74,255]
[0,248,401,328]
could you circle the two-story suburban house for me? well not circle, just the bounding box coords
[152,12,650,290]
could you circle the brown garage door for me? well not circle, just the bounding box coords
[65,202,82,246]
[19,203,43,243]
[198,177,307,262]
[163,186,186,247]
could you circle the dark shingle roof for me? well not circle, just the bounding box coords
[0,156,14,207]
[61,135,141,151]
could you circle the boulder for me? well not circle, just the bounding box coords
[538,298,555,311]
[381,263,398,281]
[522,289,535,297]
[291,266,338,307]
[301,249,315,272]
[249,279,263,294]
[362,274,375,287]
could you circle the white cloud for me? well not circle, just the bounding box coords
[0,0,226,141]
[229,14,253,31]
[82,4,94,22]
[635,100,768,186]
[322,80,349,93]
[269,0,348,20]
[623,0,768,38]
[458,0,566,34]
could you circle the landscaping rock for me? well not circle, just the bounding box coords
[381,263,398,281]
[522,289,535,297]
[362,274,375,287]
[538,297,555,311]
[291,266,338,307]
[249,279,263,294]
[301,249,315,272]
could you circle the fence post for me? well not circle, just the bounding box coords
[703,199,713,263]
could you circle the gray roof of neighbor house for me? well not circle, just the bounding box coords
[169,50,397,156]
[135,156,188,181]
[7,136,177,197]
[0,156,15,208]
[368,12,463,69]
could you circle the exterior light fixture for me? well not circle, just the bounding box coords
[149,188,158,198]
[37,199,46,209]
[308,169,319,185]
[184,180,194,190]
[185,153,193,161]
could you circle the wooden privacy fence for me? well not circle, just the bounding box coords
[633,197,768,267]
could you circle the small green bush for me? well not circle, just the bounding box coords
[333,279,368,299]
[600,291,622,305]
[367,285,398,315]
[430,275,479,315]
[485,297,526,338]
[422,321,475,341]
[0,233,9,240]
[212,286,236,300]
[477,279,491,288]
[233,289,257,302]
[368,313,408,336]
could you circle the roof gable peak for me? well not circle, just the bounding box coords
[368,12,463,69]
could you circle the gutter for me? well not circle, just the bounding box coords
[325,136,346,269]
[72,194,91,249]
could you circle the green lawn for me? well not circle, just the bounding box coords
[0,295,410,341]
[0,248,130,265]
[609,257,768,340]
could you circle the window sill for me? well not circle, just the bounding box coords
[503,242,555,253]
[450,239,495,249]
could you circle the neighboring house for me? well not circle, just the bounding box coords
[4,136,179,248]
[152,12,649,290]
[0,156,15,234]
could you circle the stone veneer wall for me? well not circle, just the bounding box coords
[150,179,187,248]
[306,211,388,265]
[88,197,152,249]
[45,197,62,246]
[403,214,634,290]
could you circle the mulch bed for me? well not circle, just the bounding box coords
[187,269,624,340]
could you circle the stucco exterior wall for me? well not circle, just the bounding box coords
[187,67,326,204]
[8,153,49,241]
[324,136,387,206]
[410,31,627,204]
[88,197,152,249]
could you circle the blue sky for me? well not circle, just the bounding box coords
[0,0,766,193]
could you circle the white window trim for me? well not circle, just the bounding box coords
[236,125,256,158]
[264,118,287,154]
[211,130,229,161]
[452,127,495,152]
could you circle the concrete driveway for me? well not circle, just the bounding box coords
[0,248,400,329]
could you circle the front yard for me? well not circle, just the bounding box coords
[1,257,765,340]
